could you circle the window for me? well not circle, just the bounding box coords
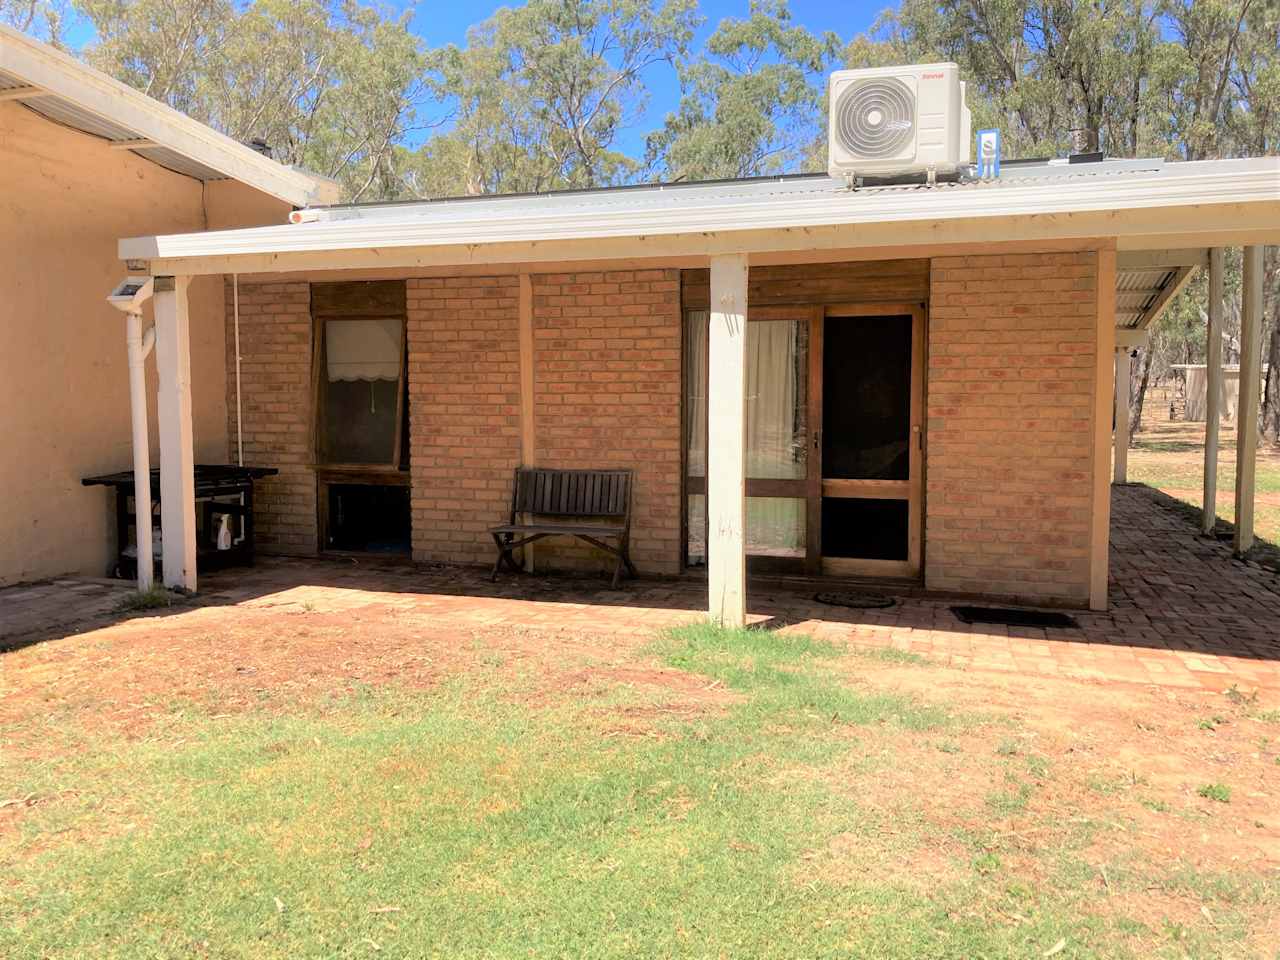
[312,281,411,556]
[313,282,408,468]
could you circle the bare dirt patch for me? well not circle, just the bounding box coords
[0,594,706,756]
[849,657,1280,857]
[1,603,461,744]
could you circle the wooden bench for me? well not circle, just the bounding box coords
[489,467,637,587]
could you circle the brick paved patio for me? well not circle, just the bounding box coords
[3,485,1278,691]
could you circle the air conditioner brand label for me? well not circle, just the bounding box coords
[921,72,945,79]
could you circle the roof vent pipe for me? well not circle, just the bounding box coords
[1069,127,1103,164]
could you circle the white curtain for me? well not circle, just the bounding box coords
[684,311,709,478]
[747,320,805,479]
[326,317,403,382]
[746,321,805,555]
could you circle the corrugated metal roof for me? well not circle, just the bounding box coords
[131,145,228,181]
[1116,268,1178,329]
[313,159,1167,225]
[1117,269,1175,291]
[21,96,137,141]
[0,66,27,89]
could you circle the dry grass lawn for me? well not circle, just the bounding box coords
[1126,386,1280,548]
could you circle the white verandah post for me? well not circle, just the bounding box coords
[1113,347,1131,484]
[706,253,749,627]
[1202,248,1225,535]
[124,310,154,592]
[1234,245,1264,556]
[153,275,198,591]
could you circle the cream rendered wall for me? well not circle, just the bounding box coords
[0,103,291,585]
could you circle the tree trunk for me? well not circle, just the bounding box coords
[1263,253,1279,443]
[1128,349,1154,439]
[1265,323,1280,442]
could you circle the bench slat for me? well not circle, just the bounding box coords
[509,467,631,519]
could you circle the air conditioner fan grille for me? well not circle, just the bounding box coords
[834,77,915,160]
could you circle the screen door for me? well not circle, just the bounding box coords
[813,303,924,578]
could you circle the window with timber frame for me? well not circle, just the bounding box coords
[311,281,409,469]
[311,280,411,555]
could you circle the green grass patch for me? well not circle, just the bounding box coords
[115,586,184,612]
[985,782,1033,817]
[849,646,933,666]
[648,623,950,732]
[1197,782,1232,803]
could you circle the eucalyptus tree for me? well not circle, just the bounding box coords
[0,0,72,43]
[1150,0,1258,160]
[73,0,430,201]
[846,0,1163,159]
[405,0,698,197]
[644,0,839,182]
[1226,0,1280,438]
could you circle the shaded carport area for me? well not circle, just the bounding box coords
[1112,245,1270,560]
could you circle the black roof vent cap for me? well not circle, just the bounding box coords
[1068,127,1102,163]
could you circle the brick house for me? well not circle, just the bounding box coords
[118,157,1280,624]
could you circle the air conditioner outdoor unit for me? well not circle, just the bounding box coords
[827,62,971,181]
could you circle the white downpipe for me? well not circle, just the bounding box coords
[125,311,154,592]
[233,273,243,467]
[1113,349,1131,484]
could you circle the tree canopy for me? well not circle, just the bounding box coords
[12,0,1276,196]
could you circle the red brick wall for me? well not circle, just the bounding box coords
[224,280,316,554]
[531,269,683,574]
[406,276,522,565]
[925,250,1100,604]
[228,270,681,574]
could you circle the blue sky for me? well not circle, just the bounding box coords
[62,1,891,155]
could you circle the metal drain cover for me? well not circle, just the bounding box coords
[951,605,1079,629]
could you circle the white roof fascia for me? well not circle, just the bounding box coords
[0,24,339,207]
[120,156,1280,269]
